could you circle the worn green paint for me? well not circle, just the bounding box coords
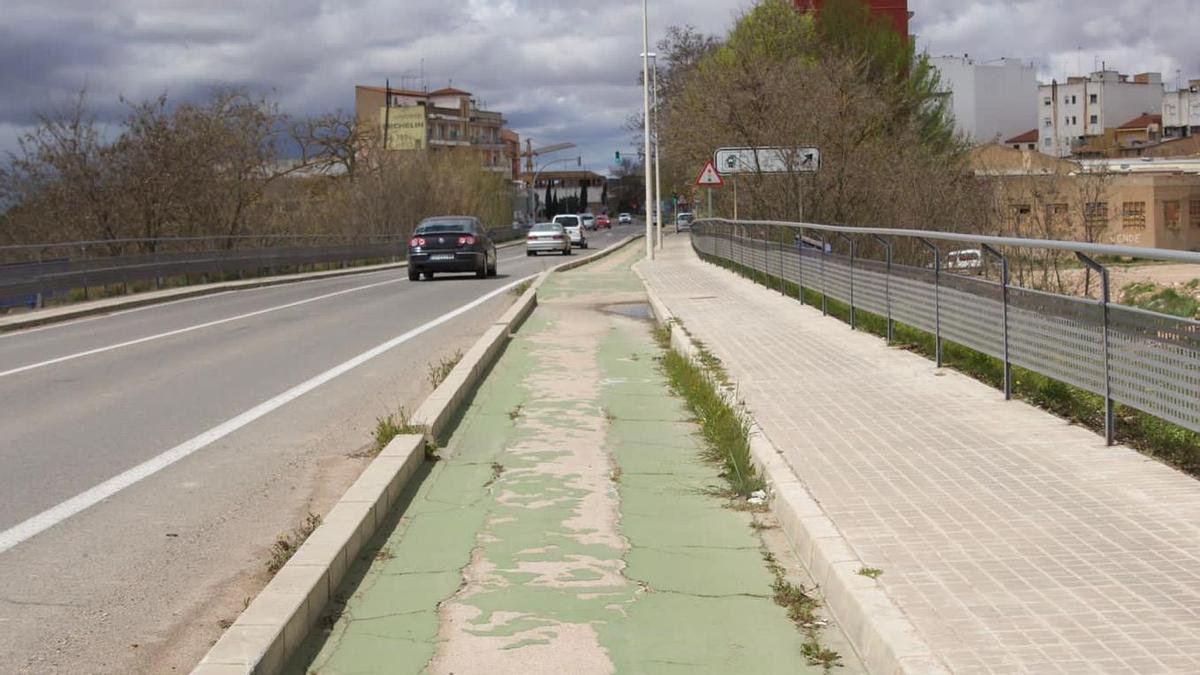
[293,244,840,674]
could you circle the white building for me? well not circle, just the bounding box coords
[931,56,1038,144]
[1162,80,1200,138]
[1038,70,1164,157]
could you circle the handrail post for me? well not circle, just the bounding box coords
[837,233,856,330]
[981,244,1012,400]
[797,227,805,305]
[918,238,942,366]
[1076,252,1115,446]
[777,225,785,294]
[871,235,893,343]
[817,234,828,316]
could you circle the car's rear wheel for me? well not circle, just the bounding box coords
[564,247,572,256]
[476,257,488,279]
[408,267,419,281]
[488,256,497,277]
[527,250,534,257]
[423,271,434,280]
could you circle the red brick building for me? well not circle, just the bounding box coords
[795,0,910,41]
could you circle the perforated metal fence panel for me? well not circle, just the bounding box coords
[690,222,1200,436]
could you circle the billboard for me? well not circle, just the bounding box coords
[380,105,426,149]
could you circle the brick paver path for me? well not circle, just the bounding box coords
[639,235,1200,674]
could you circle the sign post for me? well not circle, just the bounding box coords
[714,146,820,223]
[695,159,724,220]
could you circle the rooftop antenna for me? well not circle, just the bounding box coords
[420,58,426,93]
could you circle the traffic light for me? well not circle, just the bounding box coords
[614,151,621,163]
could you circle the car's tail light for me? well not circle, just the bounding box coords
[410,237,426,247]
[457,235,476,245]
[552,234,564,240]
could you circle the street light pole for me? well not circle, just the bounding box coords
[651,54,663,251]
[640,0,654,261]
[529,156,580,222]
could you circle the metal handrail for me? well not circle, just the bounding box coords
[697,217,1200,265]
[690,219,1200,447]
[0,233,407,254]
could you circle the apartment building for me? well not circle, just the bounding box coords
[354,85,512,176]
[932,56,1038,143]
[1038,70,1164,157]
[1163,80,1200,138]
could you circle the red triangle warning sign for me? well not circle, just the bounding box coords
[695,160,724,187]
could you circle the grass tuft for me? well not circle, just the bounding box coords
[266,512,322,575]
[659,346,763,498]
[857,566,883,579]
[372,407,422,455]
[427,349,464,389]
[509,278,534,297]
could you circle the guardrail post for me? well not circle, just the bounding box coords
[981,244,1012,400]
[837,233,856,330]
[817,234,828,316]
[871,235,893,343]
[918,239,942,367]
[1076,252,1115,446]
[796,228,805,305]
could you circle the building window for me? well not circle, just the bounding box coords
[1090,114,1098,124]
[1164,200,1181,229]
[1065,116,1071,125]
[1090,94,1098,104]
[1044,118,1052,127]
[1191,200,1200,228]
[1043,97,1051,106]
[1071,95,1077,104]
[1010,204,1032,228]
[1044,137,1052,147]
[1046,203,1069,229]
[1064,96,1070,104]
[1071,116,1077,125]
[1122,201,1146,229]
[1084,202,1108,234]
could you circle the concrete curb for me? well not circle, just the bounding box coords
[633,262,950,675]
[1,239,529,333]
[193,233,641,675]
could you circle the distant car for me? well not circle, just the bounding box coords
[618,213,633,225]
[408,216,498,281]
[596,214,611,229]
[526,222,571,256]
[552,214,588,248]
[946,249,983,274]
[675,212,694,232]
[581,214,597,231]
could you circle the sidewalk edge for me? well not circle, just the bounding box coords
[193,234,640,675]
[633,261,950,675]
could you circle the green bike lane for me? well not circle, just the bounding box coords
[291,244,861,674]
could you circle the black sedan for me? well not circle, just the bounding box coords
[407,216,498,281]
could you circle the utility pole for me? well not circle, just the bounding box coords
[640,0,654,261]
[651,55,663,251]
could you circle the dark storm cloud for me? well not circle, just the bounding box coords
[1,1,1194,172]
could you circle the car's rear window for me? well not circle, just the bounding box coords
[415,219,474,235]
[555,216,580,227]
[531,223,560,232]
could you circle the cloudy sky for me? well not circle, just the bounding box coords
[2,0,1198,174]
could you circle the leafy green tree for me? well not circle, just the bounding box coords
[578,181,588,212]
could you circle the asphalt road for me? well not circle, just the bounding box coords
[0,224,636,673]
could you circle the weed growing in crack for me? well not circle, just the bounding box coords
[857,566,883,579]
[603,407,617,423]
[427,349,464,389]
[762,550,842,672]
[659,348,763,497]
[369,407,422,456]
[509,278,534,297]
[508,404,524,421]
[267,512,322,575]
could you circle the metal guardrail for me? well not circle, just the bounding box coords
[691,218,1200,443]
[0,236,408,309]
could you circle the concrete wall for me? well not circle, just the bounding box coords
[934,57,1036,143]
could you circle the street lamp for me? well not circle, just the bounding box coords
[529,156,581,222]
[640,0,654,260]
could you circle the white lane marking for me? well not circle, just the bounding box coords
[0,275,534,554]
[0,277,406,378]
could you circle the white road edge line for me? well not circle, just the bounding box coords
[0,274,535,555]
[0,277,405,378]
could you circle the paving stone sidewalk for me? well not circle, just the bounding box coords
[638,235,1200,674]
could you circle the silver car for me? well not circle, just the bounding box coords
[552,214,588,248]
[525,222,572,256]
